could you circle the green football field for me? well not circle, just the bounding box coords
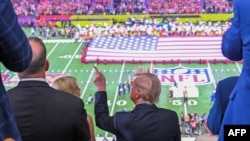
[1,40,242,140]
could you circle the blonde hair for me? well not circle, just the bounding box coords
[52,76,80,97]
[53,76,96,141]
[133,73,161,104]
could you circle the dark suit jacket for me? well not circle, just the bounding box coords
[7,80,90,141]
[95,91,181,141]
[207,76,239,134]
[219,0,250,140]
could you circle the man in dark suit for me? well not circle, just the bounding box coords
[7,37,90,141]
[219,0,250,140]
[93,66,181,141]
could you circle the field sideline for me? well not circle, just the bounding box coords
[1,39,242,141]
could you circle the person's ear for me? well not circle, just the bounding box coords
[45,60,49,71]
[135,89,141,99]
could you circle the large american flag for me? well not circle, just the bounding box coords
[85,36,226,63]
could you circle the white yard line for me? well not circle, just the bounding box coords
[62,42,83,74]
[183,61,216,116]
[47,43,59,59]
[207,61,217,88]
[80,63,97,99]
[45,42,89,102]
[105,62,126,137]
[235,62,242,73]
[184,102,188,116]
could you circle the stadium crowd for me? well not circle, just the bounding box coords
[181,112,208,137]
[74,19,230,42]
[29,17,231,41]
[12,0,233,41]
[11,0,233,16]
[1,0,239,140]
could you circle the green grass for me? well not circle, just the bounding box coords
[1,41,242,139]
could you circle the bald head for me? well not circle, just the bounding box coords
[18,37,47,78]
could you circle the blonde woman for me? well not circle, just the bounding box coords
[52,76,96,141]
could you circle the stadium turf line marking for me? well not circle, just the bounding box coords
[235,62,242,73]
[46,43,60,74]
[62,42,83,74]
[180,61,188,116]
[150,61,153,73]
[207,61,216,88]
[80,63,97,99]
[105,61,126,137]
[46,42,59,59]
[184,102,188,116]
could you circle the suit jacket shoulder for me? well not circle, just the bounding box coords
[8,80,90,141]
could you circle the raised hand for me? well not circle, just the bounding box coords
[93,66,106,91]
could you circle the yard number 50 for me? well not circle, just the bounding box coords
[172,99,198,106]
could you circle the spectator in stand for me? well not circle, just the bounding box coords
[52,76,96,141]
[202,0,233,13]
[13,0,92,16]
[93,66,181,141]
[10,0,233,16]
[148,0,201,14]
[93,0,112,14]
[0,0,32,140]
[7,37,90,141]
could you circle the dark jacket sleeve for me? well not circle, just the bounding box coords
[0,0,32,72]
[207,82,223,134]
[94,91,117,134]
[221,0,242,61]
